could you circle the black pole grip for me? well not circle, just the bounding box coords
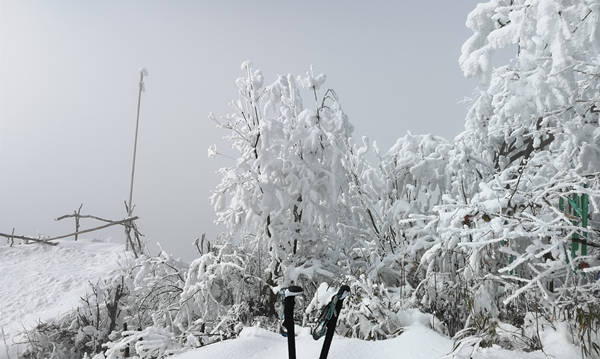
[284,296,297,359]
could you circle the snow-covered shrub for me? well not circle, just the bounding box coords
[20,320,83,359]
[103,326,178,359]
[175,242,263,342]
[413,1,600,355]
[21,275,129,359]
[208,62,378,314]
[334,278,417,340]
[303,278,445,341]
[210,62,354,277]
[22,252,187,359]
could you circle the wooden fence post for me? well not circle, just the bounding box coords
[74,203,83,241]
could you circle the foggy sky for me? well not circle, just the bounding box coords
[0,1,480,261]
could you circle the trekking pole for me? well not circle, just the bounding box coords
[282,286,303,359]
[318,285,350,359]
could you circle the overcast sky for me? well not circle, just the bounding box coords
[0,1,481,261]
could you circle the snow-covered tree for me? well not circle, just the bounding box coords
[418,0,600,354]
[209,62,369,312]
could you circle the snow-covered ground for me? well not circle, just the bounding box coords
[172,325,578,359]
[0,238,126,359]
[174,325,450,359]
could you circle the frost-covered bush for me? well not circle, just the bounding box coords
[414,1,600,356]
[176,242,267,341]
[22,275,130,359]
[333,278,417,340]
[303,279,443,341]
[208,62,379,315]
[22,252,187,359]
[102,326,178,359]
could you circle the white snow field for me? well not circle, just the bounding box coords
[172,325,578,359]
[0,238,126,359]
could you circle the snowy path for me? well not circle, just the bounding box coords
[174,325,452,359]
[172,326,569,359]
[0,239,125,358]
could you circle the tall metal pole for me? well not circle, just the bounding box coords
[128,69,147,217]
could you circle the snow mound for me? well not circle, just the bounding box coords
[172,324,578,359]
[0,238,126,358]
[173,325,451,359]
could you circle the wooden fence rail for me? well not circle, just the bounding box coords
[1,216,138,247]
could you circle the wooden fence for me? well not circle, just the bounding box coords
[1,203,143,256]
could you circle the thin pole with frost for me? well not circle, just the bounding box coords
[124,68,148,255]
[128,68,147,216]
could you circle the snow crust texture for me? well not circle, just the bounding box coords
[0,239,124,358]
[173,325,451,359]
[172,325,575,359]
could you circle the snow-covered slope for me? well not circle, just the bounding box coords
[173,325,450,359]
[0,238,126,358]
[172,325,578,359]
